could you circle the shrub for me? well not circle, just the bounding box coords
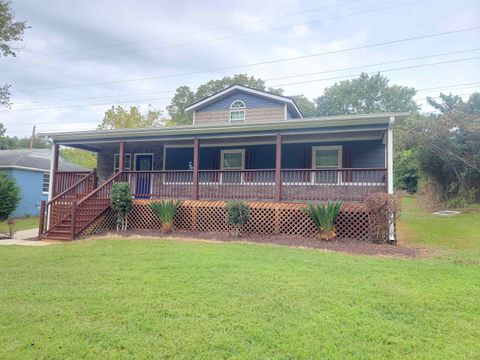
[303,201,342,240]
[111,182,132,231]
[149,200,181,232]
[226,200,250,237]
[365,193,401,244]
[0,173,21,221]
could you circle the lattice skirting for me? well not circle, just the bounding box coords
[83,200,372,240]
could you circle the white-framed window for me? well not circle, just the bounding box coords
[221,149,245,170]
[114,153,132,172]
[312,146,342,184]
[42,173,50,193]
[221,149,245,183]
[229,100,246,123]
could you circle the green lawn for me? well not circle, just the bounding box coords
[398,196,480,263]
[0,217,39,234]
[0,199,479,359]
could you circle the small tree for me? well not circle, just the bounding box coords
[0,173,20,220]
[111,182,132,231]
[226,200,250,237]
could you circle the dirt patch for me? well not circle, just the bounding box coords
[88,229,423,258]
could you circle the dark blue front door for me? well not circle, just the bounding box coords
[135,154,153,198]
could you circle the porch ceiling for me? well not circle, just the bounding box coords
[56,129,386,152]
[39,112,407,152]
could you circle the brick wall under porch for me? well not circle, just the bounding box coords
[84,200,373,241]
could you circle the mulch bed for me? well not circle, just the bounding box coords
[90,229,423,258]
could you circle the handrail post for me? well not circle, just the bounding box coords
[70,202,77,240]
[192,138,199,200]
[274,133,282,202]
[38,200,46,238]
[92,168,97,190]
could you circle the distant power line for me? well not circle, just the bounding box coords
[5,56,479,113]
[5,0,427,69]
[16,26,480,93]
[13,47,480,107]
[2,0,364,61]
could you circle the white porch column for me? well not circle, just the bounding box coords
[387,116,394,195]
[388,115,395,242]
[48,143,59,201]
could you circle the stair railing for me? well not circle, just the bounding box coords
[69,171,124,239]
[39,169,97,238]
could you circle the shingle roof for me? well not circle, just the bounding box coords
[0,149,88,172]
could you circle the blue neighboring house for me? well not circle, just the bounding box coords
[0,149,88,218]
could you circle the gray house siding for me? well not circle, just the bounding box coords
[96,144,164,182]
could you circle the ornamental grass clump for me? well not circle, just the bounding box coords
[303,201,342,241]
[149,200,181,233]
[226,200,250,237]
[111,182,132,231]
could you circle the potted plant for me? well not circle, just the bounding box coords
[149,200,181,233]
[226,200,250,237]
[303,201,342,240]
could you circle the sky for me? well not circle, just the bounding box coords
[1,0,479,137]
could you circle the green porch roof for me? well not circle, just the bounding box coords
[39,113,408,147]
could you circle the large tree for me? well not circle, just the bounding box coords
[403,93,480,203]
[0,1,29,107]
[290,95,317,118]
[98,105,165,129]
[314,73,418,116]
[166,74,283,125]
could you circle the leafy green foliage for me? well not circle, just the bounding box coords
[226,200,250,236]
[0,173,20,220]
[303,201,342,232]
[110,183,132,231]
[0,0,29,107]
[290,94,317,117]
[403,93,480,203]
[60,148,96,169]
[99,105,165,129]
[0,123,51,150]
[314,73,418,116]
[149,200,181,229]
[394,149,419,194]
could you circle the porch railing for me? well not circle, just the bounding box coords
[55,171,92,195]
[122,168,386,202]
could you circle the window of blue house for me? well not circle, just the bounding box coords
[42,173,50,193]
[230,100,245,123]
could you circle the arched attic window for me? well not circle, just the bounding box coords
[229,100,246,123]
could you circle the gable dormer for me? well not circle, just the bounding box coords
[185,84,303,125]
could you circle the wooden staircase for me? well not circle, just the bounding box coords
[39,171,123,240]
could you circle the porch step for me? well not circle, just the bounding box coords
[43,232,71,240]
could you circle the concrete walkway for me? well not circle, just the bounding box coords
[0,228,53,246]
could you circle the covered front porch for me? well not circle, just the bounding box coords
[40,114,398,240]
[89,129,390,202]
